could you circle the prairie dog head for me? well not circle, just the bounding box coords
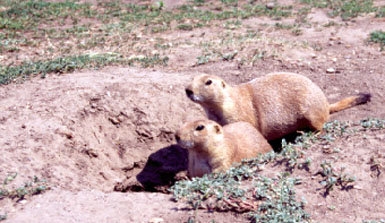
[175,120,224,153]
[185,74,229,105]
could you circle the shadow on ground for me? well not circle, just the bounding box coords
[115,144,188,193]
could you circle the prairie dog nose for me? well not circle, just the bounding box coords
[185,89,193,97]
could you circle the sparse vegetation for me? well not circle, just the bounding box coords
[171,164,310,222]
[0,53,123,84]
[0,213,6,221]
[317,161,355,196]
[0,173,49,200]
[363,220,385,223]
[0,53,169,84]
[376,6,385,17]
[369,31,385,50]
[301,0,377,20]
[360,117,385,129]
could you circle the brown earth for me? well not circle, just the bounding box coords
[1,1,385,223]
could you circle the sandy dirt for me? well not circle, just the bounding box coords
[1,0,385,222]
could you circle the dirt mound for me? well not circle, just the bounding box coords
[0,68,204,194]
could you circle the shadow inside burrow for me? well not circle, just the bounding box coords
[268,131,304,153]
[116,144,188,193]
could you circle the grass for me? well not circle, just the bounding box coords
[0,0,300,82]
[0,52,169,85]
[0,173,50,221]
[369,30,385,50]
[363,220,385,223]
[376,6,385,17]
[0,53,123,84]
[0,172,49,200]
[0,0,383,83]
[301,0,377,20]
[0,214,6,221]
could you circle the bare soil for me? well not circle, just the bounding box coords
[1,1,385,223]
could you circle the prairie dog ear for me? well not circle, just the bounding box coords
[214,124,222,134]
[221,81,226,88]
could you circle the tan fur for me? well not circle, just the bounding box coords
[175,120,272,178]
[185,72,371,141]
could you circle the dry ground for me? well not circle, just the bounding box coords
[0,0,384,222]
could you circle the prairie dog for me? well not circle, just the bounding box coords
[185,72,371,141]
[175,120,272,178]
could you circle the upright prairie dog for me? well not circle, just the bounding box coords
[175,120,272,178]
[185,72,371,141]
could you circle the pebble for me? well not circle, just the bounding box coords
[326,68,336,73]
[149,217,164,223]
[266,2,275,9]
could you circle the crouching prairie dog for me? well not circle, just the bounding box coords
[175,120,272,178]
[185,72,371,141]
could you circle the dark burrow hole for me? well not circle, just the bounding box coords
[113,144,188,193]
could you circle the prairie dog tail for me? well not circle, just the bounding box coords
[329,93,371,114]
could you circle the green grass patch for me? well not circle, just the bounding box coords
[0,0,94,31]
[376,6,385,17]
[0,172,49,200]
[301,0,377,20]
[177,24,194,31]
[0,53,124,84]
[362,220,385,223]
[369,30,385,50]
[0,52,169,84]
[0,213,6,221]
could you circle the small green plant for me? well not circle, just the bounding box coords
[317,161,355,196]
[368,155,384,177]
[0,173,50,200]
[376,6,385,17]
[221,50,238,61]
[323,21,338,27]
[278,139,307,172]
[274,22,295,29]
[196,55,211,65]
[369,31,385,50]
[177,24,194,31]
[0,213,6,221]
[360,117,385,129]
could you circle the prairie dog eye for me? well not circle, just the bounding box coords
[195,125,205,131]
[205,80,212,85]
